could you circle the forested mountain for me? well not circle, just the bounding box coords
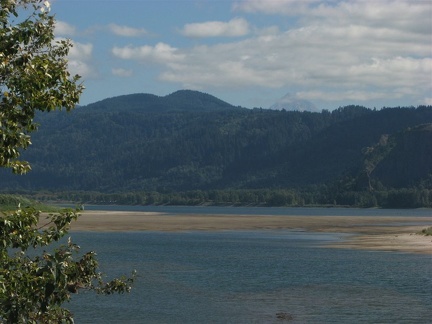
[356,123,432,189]
[83,90,239,113]
[0,90,431,202]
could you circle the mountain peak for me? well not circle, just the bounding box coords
[269,93,318,112]
[164,90,237,111]
[84,90,239,113]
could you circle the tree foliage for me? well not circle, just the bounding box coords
[0,1,133,322]
[41,186,432,209]
[0,0,83,174]
[0,206,134,323]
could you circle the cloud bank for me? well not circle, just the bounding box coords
[108,24,148,37]
[180,18,249,38]
[59,0,431,107]
[110,0,430,104]
[67,41,97,79]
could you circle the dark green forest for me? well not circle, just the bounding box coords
[1,90,431,208]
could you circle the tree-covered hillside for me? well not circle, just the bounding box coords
[0,91,431,198]
[82,90,239,113]
[357,123,432,189]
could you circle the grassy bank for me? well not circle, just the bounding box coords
[419,226,432,236]
[0,194,59,213]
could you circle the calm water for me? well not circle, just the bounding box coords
[66,207,432,323]
[79,205,432,217]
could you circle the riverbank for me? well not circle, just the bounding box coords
[68,211,432,254]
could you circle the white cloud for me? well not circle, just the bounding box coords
[233,0,320,15]
[153,23,431,98]
[65,41,97,78]
[180,18,249,38]
[112,0,431,104]
[112,68,133,77]
[108,24,148,37]
[68,41,93,60]
[112,43,185,64]
[55,20,76,36]
[254,25,280,36]
[235,0,431,36]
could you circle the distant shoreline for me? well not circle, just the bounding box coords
[68,211,432,254]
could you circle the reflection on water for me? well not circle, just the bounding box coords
[68,230,432,323]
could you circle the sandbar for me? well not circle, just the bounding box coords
[67,210,432,254]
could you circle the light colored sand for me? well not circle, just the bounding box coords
[326,230,432,254]
[67,210,432,254]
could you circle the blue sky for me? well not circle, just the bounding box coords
[51,0,431,109]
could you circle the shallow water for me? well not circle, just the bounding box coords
[68,230,432,323]
[64,204,432,217]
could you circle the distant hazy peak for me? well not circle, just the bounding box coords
[269,93,318,112]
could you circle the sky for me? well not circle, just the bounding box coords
[51,0,431,110]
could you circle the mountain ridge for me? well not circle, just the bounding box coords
[81,90,239,113]
[1,91,431,199]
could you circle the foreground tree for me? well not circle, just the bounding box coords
[0,207,135,322]
[0,1,134,322]
[0,0,82,174]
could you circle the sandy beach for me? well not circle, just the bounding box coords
[67,210,432,254]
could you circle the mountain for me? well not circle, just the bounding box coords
[83,90,238,113]
[269,93,318,112]
[0,90,431,196]
[361,123,432,188]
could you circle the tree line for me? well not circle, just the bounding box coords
[17,186,432,209]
